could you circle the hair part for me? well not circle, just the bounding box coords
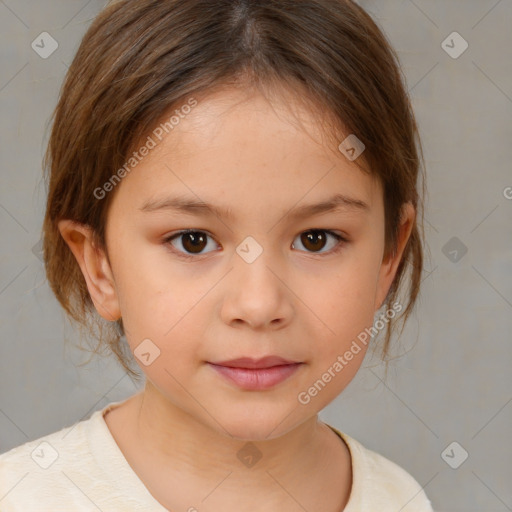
[42,0,426,380]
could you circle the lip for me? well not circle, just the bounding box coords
[210,356,300,369]
[208,362,302,390]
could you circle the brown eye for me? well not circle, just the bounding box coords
[301,231,327,252]
[165,228,346,260]
[165,230,218,258]
[292,230,346,255]
[181,232,207,254]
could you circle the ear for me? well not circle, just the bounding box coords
[374,202,415,311]
[57,219,121,322]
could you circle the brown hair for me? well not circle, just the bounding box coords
[42,0,426,381]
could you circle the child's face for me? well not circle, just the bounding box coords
[64,86,413,439]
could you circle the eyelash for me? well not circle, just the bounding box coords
[163,229,348,261]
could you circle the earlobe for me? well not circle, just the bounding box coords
[374,203,415,311]
[57,219,121,322]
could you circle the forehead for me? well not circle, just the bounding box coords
[108,86,382,222]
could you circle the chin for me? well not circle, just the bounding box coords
[208,403,308,442]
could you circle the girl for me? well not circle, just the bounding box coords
[0,0,433,510]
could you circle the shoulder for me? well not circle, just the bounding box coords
[0,412,101,511]
[327,425,434,512]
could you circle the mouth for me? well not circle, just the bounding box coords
[207,356,304,391]
[209,355,301,369]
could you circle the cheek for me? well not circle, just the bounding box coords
[121,280,205,348]
[308,250,382,359]
[116,261,211,354]
[120,288,206,393]
[109,251,187,354]
[325,253,380,317]
[301,277,375,408]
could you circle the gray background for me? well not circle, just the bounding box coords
[1,1,511,511]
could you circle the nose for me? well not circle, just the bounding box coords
[220,241,293,331]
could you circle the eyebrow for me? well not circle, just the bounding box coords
[139,193,370,221]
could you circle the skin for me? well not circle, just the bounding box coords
[58,85,414,511]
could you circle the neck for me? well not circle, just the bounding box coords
[109,383,352,511]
